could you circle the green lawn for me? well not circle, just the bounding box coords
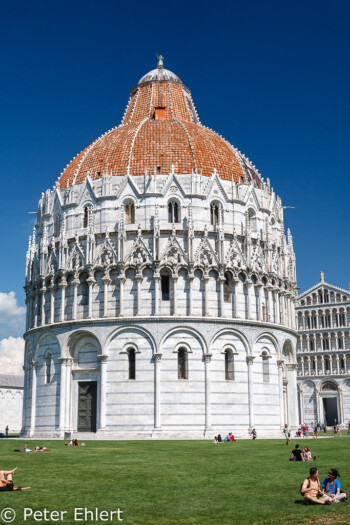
[0,437,349,524]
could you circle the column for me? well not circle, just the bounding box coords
[301,359,304,376]
[232,280,238,317]
[187,274,194,316]
[291,364,299,426]
[33,293,38,328]
[203,275,209,317]
[118,276,125,316]
[308,356,311,376]
[306,335,310,352]
[322,355,325,375]
[219,276,225,317]
[59,278,67,322]
[172,275,178,316]
[247,356,255,431]
[72,278,79,320]
[275,290,281,324]
[204,353,213,433]
[21,365,27,434]
[267,286,273,323]
[336,354,340,375]
[87,276,95,319]
[277,360,285,426]
[59,358,67,435]
[154,275,160,316]
[40,287,46,326]
[49,281,55,324]
[339,388,344,424]
[29,361,37,437]
[342,333,346,351]
[246,282,252,320]
[280,292,285,325]
[154,353,162,430]
[98,355,108,430]
[255,285,262,321]
[136,273,142,316]
[298,388,304,426]
[102,276,111,317]
[283,378,288,424]
[315,389,320,422]
[65,358,72,432]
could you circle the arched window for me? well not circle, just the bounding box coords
[210,202,221,227]
[224,273,231,303]
[54,214,61,237]
[83,205,93,228]
[125,201,135,225]
[178,347,188,379]
[128,349,136,380]
[248,208,257,233]
[161,274,170,301]
[225,349,235,380]
[45,353,52,384]
[262,351,269,382]
[322,382,336,391]
[168,201,180,223]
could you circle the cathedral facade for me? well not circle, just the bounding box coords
[22,59,298,439]
[296,275,350,427]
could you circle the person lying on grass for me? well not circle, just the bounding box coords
[0,468,31,491]
[322,468,347,502]
[14,445,49,452]
[301,467,330,505]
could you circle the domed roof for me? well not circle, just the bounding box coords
[58,58,263,189]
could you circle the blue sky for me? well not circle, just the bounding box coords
[1,0,349,340]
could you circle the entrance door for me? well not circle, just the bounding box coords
[323,397,338,426]
[78,382,97,432]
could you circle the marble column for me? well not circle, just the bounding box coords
[136,273,143,316]
[87,276,95,319]
[277,360,285,426]
[21,365,27,434]
[102,276,111,317]
[172,275,178,316]
[154,353,162,430]
[59,358,67,435]
[283,378,288,425]
[246,282,252,320]
[187,274,194,316]
[29,361,37,437]
[204,353,213,433]
[40,287,46,326]
[72,278,79,320]
[49,281,55,324]
[118,275,125,316]
[98,355,108,430]
[247,356,255,431]
[59,278,67,322]
[219,276,225,317]
[203,275,209,317]
[154,275,160,316]
[64,358,72,432]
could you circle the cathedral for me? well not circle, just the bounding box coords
[296,273,350,426]
[22,57,298,439]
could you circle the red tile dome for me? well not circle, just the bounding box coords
[58,60,263,189]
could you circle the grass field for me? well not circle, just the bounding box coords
[0,437,349,525]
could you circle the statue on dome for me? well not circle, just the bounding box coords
[157,54,164,68]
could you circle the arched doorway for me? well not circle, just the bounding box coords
[320,382,339,426]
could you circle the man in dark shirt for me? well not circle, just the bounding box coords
[292,444,304,461]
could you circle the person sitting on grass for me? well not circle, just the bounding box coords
[250,429,257,440]
[212,436,218,443]
[300,467,330,505]
[0,467,31,491]
[303,446,316,461]
[224,433,231,441]
[292,444,304,461]
[322,469,347,502]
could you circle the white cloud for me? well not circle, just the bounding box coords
[0,292,25,337]
[0,336,25,375]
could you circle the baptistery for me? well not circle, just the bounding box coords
[22,57,298,439]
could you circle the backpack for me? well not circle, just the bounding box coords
[300,477,319,495]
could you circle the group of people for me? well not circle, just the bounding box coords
[289,444,316,462]
[0,468,31,491]
[212,433,236,443]
[13,444,49,453]
[301,467,346,504]
[295,422,344,438]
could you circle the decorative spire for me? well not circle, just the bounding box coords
[320,270,324,282]
[157,53,164,69]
